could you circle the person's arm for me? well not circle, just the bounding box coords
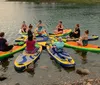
[52,42,56,48]
[21,24,23,29]
[74,31,78,34]
[5,42,8,46]
[56,25,59,29]
[36,23,39,28]
[5,39,8,46]
[35,24,39,31]
[21,25,24,32]
[61,25,64,29]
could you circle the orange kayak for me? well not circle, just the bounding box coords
[64,41,100,53]
[0,43,26,60]
[49,29,72,37]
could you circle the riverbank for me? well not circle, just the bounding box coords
[6,0,100,4]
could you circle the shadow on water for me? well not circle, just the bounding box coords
[26,63,39,76]
[0,59,10,72]
[51,58,62,72]
[63,67,75,73]
[51,58,75,73]
[15,62,39,77]
[0,55,14,71]
[75,50,88,64]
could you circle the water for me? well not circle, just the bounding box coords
[0,1,100,85]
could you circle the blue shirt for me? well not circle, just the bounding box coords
[53,41,64,49]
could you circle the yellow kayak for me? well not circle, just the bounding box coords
[14,45,42,71]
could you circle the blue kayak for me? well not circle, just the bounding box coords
[46,45,75,67]
[14,46,42,72]
[15,35,49,42]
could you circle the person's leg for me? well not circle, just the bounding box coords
[34,47,39,53]
[54,30,58,34]
[77,37,83,46]
[82,40,88,46]
[4,45,13,51]
[69,32,74,38]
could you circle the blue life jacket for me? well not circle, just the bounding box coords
[38,26,42,32]
[53,41,64,52]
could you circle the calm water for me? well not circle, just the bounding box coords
[1,1,100,85]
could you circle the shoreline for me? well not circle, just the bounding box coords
[6,0,100,4]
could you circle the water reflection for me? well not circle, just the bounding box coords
[63,67,75,73]
[0,59,10,71]
[51,59,62,72]
[51,58,75,73]
[75,50,87,64]
[26,63,36,77]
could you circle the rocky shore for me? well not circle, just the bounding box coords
[61,78,100,85]
[0,63,100,85]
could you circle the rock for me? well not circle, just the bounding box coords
[15,83,20,85]
[0,76,7,81]
[40,66,48,69]
[0,72,7,81]
[76,68,90,75]
[87,79,94,82]
[26,63,35,72]
[76,68,83,74]
[86,82,92,85]
[82,69,90,75]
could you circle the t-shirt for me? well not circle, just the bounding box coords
[28,30,33,37]
[26,40,36,51]
[54,41,64,49]
[75,28,80,38]
[0,38,7,51]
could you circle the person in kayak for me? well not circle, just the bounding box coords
[0,32,13,51]
[77,30,89,46]
[69,24,80,38]
[27,24,33,37]
[52,37,64,52]
[21,21,28,33]
[25,34,38,54]
[54,21,64,34]
[36,20,46,36]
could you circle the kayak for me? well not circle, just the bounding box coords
[15,36,27,42]
[15,35,48,47]
[35,35,49,42]
[14,45,42,71]
[46,45,75,67]
[64,35,99,42]
[0,42,26,60]
[15,35,49,42]
[64,41,100,53]
[88,35,99,41]
[49,29,72,37]
[16,30,49,47]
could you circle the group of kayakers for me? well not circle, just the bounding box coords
[0,20,89,54]
[69,24,89,46]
